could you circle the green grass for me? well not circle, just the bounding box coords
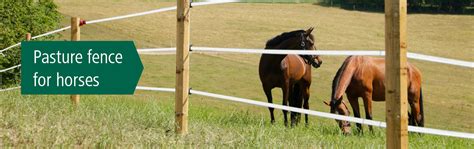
[1,0,473,147]
[1,90,473,147]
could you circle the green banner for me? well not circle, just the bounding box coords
[21,41,143,94]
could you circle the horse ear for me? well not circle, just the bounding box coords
[323,101,330,106]
[305,27,314,35]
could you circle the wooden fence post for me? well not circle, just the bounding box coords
[176,0,190,135]
[385,0,408,148]
[26,33,31,41]
[70,17,80,105]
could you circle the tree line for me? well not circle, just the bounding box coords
[323,0,473,13]
[0,0,61,88]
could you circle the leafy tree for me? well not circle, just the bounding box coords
[0,0,62,88]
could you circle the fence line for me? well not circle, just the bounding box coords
[1,85,473,139]
[3,47,472,73]
[135,47,474,68]
[0,27,72,54]
[0,64,21,73]
[137,48,176,53]
[0,43,21,55]
[0,1,237,54]
[0,86,20,92]
[192,47,474,68]
[135,86,474,139]
[407,53,473,69]
[194,47,386,56]
[32,26,72,40]
[86,7,176,25]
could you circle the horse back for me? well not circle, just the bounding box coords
[344,56,386,100]
[347,56,421,100]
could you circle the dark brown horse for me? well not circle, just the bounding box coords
[259,28,322,126]
[326,56,424,134]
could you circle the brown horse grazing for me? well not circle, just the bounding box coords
[259,27,323,127]
[324,100,351,133]
[326,56,424,134]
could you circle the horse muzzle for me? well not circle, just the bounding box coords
[339,120,351,135]
[311,61,322,68]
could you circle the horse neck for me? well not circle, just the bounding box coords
[331,56,357,102]
[270,37,301,50]
[263,37,306,66]
[264,44,294,62]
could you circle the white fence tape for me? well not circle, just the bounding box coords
[0,43,21,54]
[192,47,474,68]
[0,64,21,73]
[135,86,474,139]
[135,47,474,68]
[0,1,237,54]
[193,47,387,56]
[407,53,473,68]
[31,26,72,40]
[137,48,177,53]
[135,86,176,93]
[0,27,72,54]
[1,85,472,139]
[87,0,237,24]
[2,47,471,73]
[86,7,176,25]
[0,86,20,92]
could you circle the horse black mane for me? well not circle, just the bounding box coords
[265,30,305,48]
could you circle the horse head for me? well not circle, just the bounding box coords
[324,100,351,135]
[300,27,323,68]
[265,27,323,68]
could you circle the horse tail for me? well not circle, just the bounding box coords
[419,87,424,127]
[331,56,357,104]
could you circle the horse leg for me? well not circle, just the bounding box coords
[302,85,310,127]
[282,82,290,127]
[418,88,424,127]
[408,112,414,126]
[291,84,303,126]
[348,96,362,133]
[289,84,299,127]
[263,86,275,124]
[409,101,419,127]
[362,93,373,132]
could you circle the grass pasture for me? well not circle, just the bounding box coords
[1,90,472,147]
[1,0,473,147]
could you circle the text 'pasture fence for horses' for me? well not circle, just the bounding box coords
[1,0,473,148]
